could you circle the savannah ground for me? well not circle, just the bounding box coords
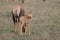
[0,0,60,40]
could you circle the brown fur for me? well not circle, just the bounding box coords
[19,13,32,35]
[12,5,25,33]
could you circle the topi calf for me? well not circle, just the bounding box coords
[19,12,32,35]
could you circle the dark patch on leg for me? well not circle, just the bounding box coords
[12,13,17,24]
[22,23,26,33]
[22,26,25,33]
[12,16,17,24]
[18,18,20,23]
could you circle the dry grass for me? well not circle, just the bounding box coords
[0,0,60,40]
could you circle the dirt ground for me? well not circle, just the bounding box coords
[0,0,60,40]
